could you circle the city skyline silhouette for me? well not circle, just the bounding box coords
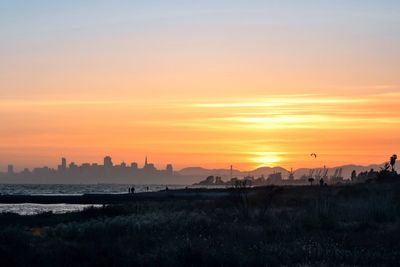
[0,153,389,185]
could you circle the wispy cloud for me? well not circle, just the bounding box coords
[177,93,400,130]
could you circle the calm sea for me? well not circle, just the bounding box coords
[0,184,187,215]
[0,184,186,195]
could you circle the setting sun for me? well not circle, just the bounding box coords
[250,152,284,168]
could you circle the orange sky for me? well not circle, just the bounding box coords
[1,92,399,171]
[1,1,400,172]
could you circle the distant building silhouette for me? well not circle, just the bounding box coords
[104,156,113,169]
[266,172,282,184]
[143,156,156,171]
[0,155,175,183]
[130,162,138,169]
[69,162,78,170]
[7,165,14,175]
[58,157,67,172]
[166,164,173,176]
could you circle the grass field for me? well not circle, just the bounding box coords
[1,183,400,266]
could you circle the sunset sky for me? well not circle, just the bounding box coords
[1,1,400,171]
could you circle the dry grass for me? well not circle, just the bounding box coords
[0,182,399,266]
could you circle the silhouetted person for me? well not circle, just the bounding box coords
[128,187,131,193]
[165,186,169,191]
[146,186,149,192]
[319,178,324,187]
[131,186,135,194]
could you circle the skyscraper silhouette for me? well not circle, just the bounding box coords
[7,165,14,175]
[104,156,113,169]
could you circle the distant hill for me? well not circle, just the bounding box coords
[178,167,238,177]
[176,163,385,184]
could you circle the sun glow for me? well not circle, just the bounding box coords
[250,152,284,168]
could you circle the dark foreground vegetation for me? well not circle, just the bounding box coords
[1,183,400,266]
